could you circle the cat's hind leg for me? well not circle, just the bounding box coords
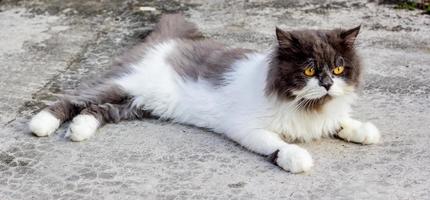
[29,100,80,137]
[67,101,150,141]
[30,83,127,137]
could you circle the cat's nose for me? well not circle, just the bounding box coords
[319,77,333,91]
[321,83,332,91]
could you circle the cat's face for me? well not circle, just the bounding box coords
[267,26,362,110]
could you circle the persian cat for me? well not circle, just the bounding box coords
[29,14,380,173]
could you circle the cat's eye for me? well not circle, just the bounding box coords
[333,66,345,75]
[304,67,315,77]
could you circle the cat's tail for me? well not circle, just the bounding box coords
[145,14,203,42]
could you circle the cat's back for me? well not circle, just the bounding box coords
[168,39,255,86]
[111,14,260,127]
[113,13,255,96]
[112,38,258,126]
[114,38,255,90]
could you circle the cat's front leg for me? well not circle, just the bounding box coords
[337,118,381,144]
[229,129,313,173]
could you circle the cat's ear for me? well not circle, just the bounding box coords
[340,25,361,48]
[276,27,296,48]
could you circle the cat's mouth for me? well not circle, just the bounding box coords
[297,95,332,111]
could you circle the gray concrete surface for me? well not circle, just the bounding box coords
[1,0,429,199]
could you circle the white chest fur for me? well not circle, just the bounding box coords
[265,95,354,142]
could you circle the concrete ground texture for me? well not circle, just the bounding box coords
[0,0,429,199]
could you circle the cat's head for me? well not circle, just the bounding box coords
[267,26,362,111]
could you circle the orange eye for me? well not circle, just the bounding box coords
[333,66,345,75]
[304,67,315,77]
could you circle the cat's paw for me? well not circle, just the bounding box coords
[67,115,99,142]
[29,110,60,137]
[338,121,380,144]
[274,145,313,173]
[359,122,380,144]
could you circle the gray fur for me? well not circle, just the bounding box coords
[112,14,204,69]
[47,84,129,123]
[145,13,203,43]
[80,102,152,125]
[90,13,206,85]
[168,40,254,86]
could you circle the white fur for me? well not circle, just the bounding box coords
[115,40,180,121]
[29,110,60,137]
[276,145,313,173]
[67,115,100,142]
[266,78,356,142]
[293,78,326,99]
[112,40,379,172]
[338,119,380,144]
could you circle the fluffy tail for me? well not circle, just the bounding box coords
[146,14,203,42]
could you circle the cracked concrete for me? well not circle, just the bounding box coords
[0,0,430,199]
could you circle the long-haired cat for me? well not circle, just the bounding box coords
[29,14,380,173]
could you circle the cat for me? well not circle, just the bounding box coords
[29,14,380,173]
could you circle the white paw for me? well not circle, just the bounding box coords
[67,115,99,142]
[338,121,380,144]
[359,122,380,144]
[29,110,61,137]
[276,145,313,173]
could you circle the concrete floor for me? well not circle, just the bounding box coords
[0,0,429,199]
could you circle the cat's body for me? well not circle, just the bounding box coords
[29,14,380,173]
